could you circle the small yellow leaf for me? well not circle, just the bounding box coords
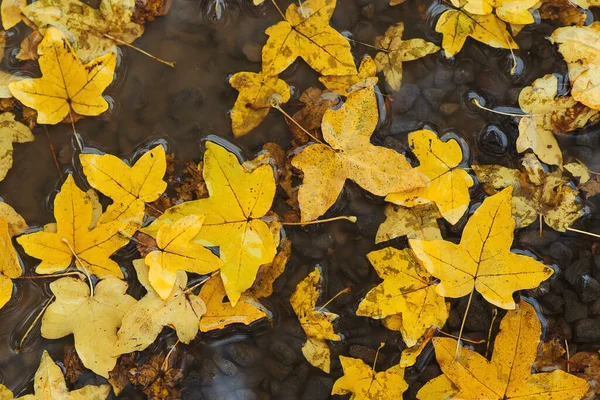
[374,23,440,91]
[302,337,331,373]
[199,275,267,332]
[143,142,279,306]
[474,154,585,231]
[8,28,116,125]
[22,0,144,62]
[17,175,129,278]
[357,248,448,346]
[410,187,553,310]
[15,351,110,400]
[399,327,436,367]
[1,0,25,30]
[0,201,27,237]
[495,0,538,24]
[41,277,137,378]
[376,203,442,243]
[0,112,34,181]
[114,260,206,355]
[424,300,589,399]
[292,87,424,221]
[229,71,291,137]
[436,8,518,58]
[331,356,408,399]
[261,0,356,77]
[0,217,21,311]
[145,215,223,299]
[386,130,473,225]
[319,56,378,96]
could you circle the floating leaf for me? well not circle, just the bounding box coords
[319,56,378,95]
[0,112,34,181]
[331,356,408,399]
[376,203,442,243]
[1,0,25,30]
[0,217,21,311]
[246,238,291,299]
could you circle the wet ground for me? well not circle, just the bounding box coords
[1,0,600,398]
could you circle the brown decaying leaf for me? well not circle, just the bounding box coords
[133,0,173,24]
[287,87,339,146]
[534,338,567,372]
[539,0,587,26]
[64,345,88,384]
[17,30,43,61]
[128,353,183,400]
[247,238,292,298]
[109,355,136,396]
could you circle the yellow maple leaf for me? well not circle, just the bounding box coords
[436,7,517,58]
[410,187,553,309]
[80,144,167,232]
[143,142,279,306]
[0,217,21,311]
[17,175,130,278]
[319,56,378,96]
[302,337,331,373]
[21,0,143,62]
[15,351,110,400]
[198,275,267,332]
[374,23,440,91]
[474,154,585,231]
[331,356,408,399]
[114,259,206,355]
[0,201,27,237]
[517,74,598,166]
[386,130,473,225]
[419,300,589,399]
[292,87,424,221]
[1,0,25,30]
[376,203,442,243]
[145,215,223,299]
[0,112,34,181]
[261,0,357,77]
[356,248,448,347]
[229,71,291,137]
[494,0,539,24]
[8,28,116,125]
[41,277,137,378]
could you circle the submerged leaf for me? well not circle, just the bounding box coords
[376,203,442,243]
[0,112,34,182]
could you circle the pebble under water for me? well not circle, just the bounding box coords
[1,0,600,399]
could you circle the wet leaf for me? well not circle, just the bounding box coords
[331,356,408,399]
[410,187,554,310]
[144,215,222,299]
[8,28,116,125]
[0,112,34,182]
[127,353,182,400]
[132,0,173,24]
[571,0,600,8]
[565,161,600,198]
[17,31,42,61]
[0,71,24,99]
[398,327,437,367]
[198,275,267,332]
[534,338,567,372]
[417,374,458,400]
[436,7,517,58]
[291,268,340,372]
[376,203,442,243]
[261,0,356,77]
[0,201,28,237]
[386,130,473,225]
[108,355,135,396]
[0,217,21,311]
[319,56,378,95]
[22,0,144,62]
[114,260,206,354]
[1,0,25,30]
[356,248,448,347]
[246,238,291,298]
[539,0,586,26]
[15,351,110,400]
[17,175,130,278]
[474,154,585,231]
[373,23,440,91]
[80,144,167,233]
[419,300,589,399]
[0,385,11,400]
[41,277,137,378]
[517,74,598,166]
[229,71,291,137]
[287,87,339,145]
[292,87,424,221]
[143,142,279,306]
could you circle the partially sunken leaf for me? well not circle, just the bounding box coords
[17,175,129,278]
[41,277,137,378]
[319,56,378,96]
[374,23,440,91]
[198,275,267,332]
[292,87,424,221]
[436,8,517,58]
[331,356,408,399]
[0,71,24,99]
[399,327,437,367]
[302,337,331,373]
[145,215,222,299]
[0,112,34,181]
[143,142,279,306]
[517,74,598,166]
[22,0,144,62]
[8,28,116,125]
[246,238,291,299]
[1,0,25,30]
[410,187,553,309]
[0,201,27,237]
[474,154,585,231]
[420,300,589,399]
[114,260,206,355]
[386,130,473,225]
[288,87,339,145]
[0,385,11,400]
[229,71,291,137]
[356,248,448,347]
[80,144,167,232]
[416,375,458,400]
[17,31,42,61]
[16,351,110,400]
[376,203,442,243]
[0,217,21,311]
[261,0,356,77]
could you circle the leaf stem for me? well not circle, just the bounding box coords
[346,38,382,51]
[485,308,498,359]
[162,340,180,371]
[437,329,486,345]
[61,237,94,297]
[471,99,529,118]
[16,295,55,353]
[103,33,176,68]
[317,287,350,312]
[269,0,286,20]
[372,342,385,372]
[43,125,63,179]
[68,109,84,152]
[455,289,475,360]
[272,100,325,145]
[565,339,571,373]
[567,227,600,239]
[281,216,357,226]
[16,271,86,280]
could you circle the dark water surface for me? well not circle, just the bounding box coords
[1,0,600,398]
